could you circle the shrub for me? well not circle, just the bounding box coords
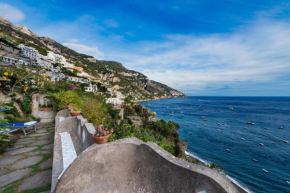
[48,90,83,111]
[82,95,107,126]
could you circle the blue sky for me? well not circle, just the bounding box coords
[1,0,290,96]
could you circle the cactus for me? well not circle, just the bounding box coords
[94,125,113,137]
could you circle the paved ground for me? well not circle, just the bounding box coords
[0,123,54,193]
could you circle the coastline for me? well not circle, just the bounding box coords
[185,151,252,193]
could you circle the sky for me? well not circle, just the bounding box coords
[1,0,290,96]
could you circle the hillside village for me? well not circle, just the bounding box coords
[0,39,124,106]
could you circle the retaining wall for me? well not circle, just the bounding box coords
[52,109,240,193]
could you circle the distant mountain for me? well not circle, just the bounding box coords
[0,16,187,100]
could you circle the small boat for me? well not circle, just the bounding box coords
[203,119,207,121]
[271,142,275,144]
[218,123,221,125]
[217,129,221,132]
[264,127,269,130]
[252,159,258,162]
[283,140,289,144]
[247,122,254,125]
[201,116,206,119]
[170,113,174,116]
[203,124,207,126]
[266,133,271,136]
[262,169,268,173]
[279,126,284,129]
[243,127,247,129]
[226,149,231,152]
[259,143,264,146]
[287,181,290,184]
[229,107,234,110]
[241,138,245,141]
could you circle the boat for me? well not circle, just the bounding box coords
[203,119,207,121]
[287,181,290,184]
[170,113,174,116]
[201,116,206,119]
[264,127,269,130]
[228,107,234,110]
[226,149,231,152]
[243,127,247,129]
[271,142,275,144]
[241,138,245,141]
[266,133,271,136]
[252,159,258,162]
[217,129,221,132]
[259,143,264,146]
[279,126,284,129]
[283,140,289,144]
[247,122,254,125]
[262,169,268,173]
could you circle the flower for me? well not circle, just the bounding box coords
[10,72,13,76]
[4,72,8,76]
[3,76,7,80]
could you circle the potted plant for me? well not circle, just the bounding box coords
[69,106,82,116]
[93,125,114,144]
[39,104,53,111]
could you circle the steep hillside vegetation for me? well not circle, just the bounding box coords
[0,16,187,100]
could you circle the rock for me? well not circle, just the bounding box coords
[6,147,37,155]
[42,144,53,150]
[30,140,51,146]
[19,170,52,190]
[10,156,43,170]
[15,138,34,145]
[29,133,53,137]
[0,169,8,176]
[39,158,52,169]
[0,168,32,187]
[0,155,22,167]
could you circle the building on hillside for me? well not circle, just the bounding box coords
[115,91,125,99]
[45,71,65,81]
[18,44,39,60]
[84,83,98,92]
[37,58,54,69]
[47,51,66,63]
[62,62,74,68]
[0,55,18,65]
[65,75,90,83]
[17,56,30,66]
[106,98,124,107]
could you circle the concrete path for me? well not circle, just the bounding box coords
[0,123,54,193]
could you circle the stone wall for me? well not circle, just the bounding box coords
[52,109,241,193]
[32,94,54,123]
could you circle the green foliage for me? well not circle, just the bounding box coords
[186,158,199,164]
[82,95,107,126]
[210,163,216,169]
[48,90,83,112]
[108,109,120,120]
[16,96,32,116]
[148,119,180,137]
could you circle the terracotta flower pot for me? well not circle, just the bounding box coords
[40,107,53,111]
[93,134,111,144]
[70,111,81,116]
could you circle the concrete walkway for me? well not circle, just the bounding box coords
[0,123,54,193]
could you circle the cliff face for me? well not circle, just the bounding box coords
[0,17,187,100]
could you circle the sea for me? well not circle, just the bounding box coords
[140,96,290,193]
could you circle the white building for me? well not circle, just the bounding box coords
[18,44,39,60]
[0,55,17,65]
[46,71,65,81]
[37,58,54,69]
[47,51,66,63]
[84,83,98,92]
[106,98,123,106]
[66,75,90,83]
[62,62,74,68]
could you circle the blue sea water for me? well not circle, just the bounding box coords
[140,97,290,193]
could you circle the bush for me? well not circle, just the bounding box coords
[48,90,83,111]
[82,95,107,126]
[16,96,32,116]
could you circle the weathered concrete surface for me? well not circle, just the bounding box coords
[0,169,8,176]
[39,158,53,169]
[6,147,37,155]
[10,156,43,170]
[56,138,239,193]
[0,168,32,187]
[0,155,22,167]
[19,170,52,190]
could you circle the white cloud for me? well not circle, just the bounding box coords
[0,3,25,23]
[107,19,290,95]
[63,43,104,59]
[103,19,119,28]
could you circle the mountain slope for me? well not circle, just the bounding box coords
[0,17,187,100]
